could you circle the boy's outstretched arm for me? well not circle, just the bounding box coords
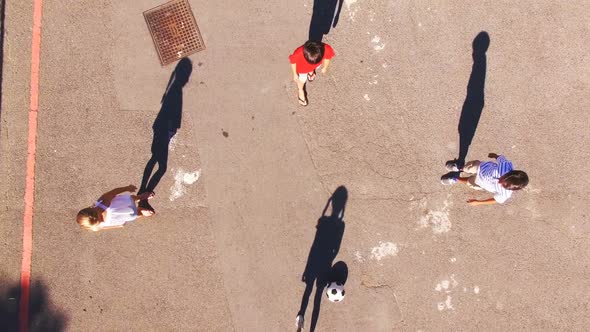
[104,185,136,197]
[291,63,299,81]
[99,185,136,206]
[97,225,125,231]
[321,59,331,73]
[467,198,496,206]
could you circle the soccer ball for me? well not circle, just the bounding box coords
[326,282,345,302]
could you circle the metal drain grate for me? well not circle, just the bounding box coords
[144,0,205,66]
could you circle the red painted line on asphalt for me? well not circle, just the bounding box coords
[19,0,44,331]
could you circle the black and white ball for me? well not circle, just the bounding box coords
[325,282,345,302]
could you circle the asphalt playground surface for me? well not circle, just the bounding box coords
[1,0,589,331]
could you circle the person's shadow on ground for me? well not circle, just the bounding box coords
[308,0,344,41]
[296,186,347,332]
[138,58,193,206]
[451,31,490,171]
[1,279,67,331]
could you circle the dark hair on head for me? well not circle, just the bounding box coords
[331,186,348,210]
[473,31,490,54]
[501,170,529,190]
[303,40,325,65]
[174,58,193,86]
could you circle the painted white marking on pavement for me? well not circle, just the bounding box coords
[354,250,365,262]
[435,275,459,311]
[344,0,357,9]
[437,295,454,311]
[418,199,452,234]
[169,134,178,151]
[371,35,385,51]
[450,274,458,288]
[344,0,359,21]
[170,168,201,201]
[370,242,399,260]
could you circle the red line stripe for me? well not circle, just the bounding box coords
[19,0,43,331]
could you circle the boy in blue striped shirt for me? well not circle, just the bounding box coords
[442,153,529,205]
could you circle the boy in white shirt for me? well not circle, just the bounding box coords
[442,153,529,205]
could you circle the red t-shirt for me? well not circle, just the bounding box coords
[289,44,335,74]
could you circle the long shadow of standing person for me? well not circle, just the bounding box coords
[296,186,347,332]
[447,32,490,172]
[308,0,344,41]
[1,280,67,331]
[138,58,193,205]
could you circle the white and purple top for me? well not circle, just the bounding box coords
[95,193,138,228]
[475,155,514,204]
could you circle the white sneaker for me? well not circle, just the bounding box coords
[440,173,459,185]
[445,160,461,172]
[296,315,304,331]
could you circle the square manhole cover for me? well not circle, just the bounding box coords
[144,0,205,66]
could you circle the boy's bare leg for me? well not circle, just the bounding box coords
[466,175,484,190]
[135,191,154,201]
[139,208,154,217]
[463,160,481,174]
[457,175,484,190]
[138,200,155,217]
[442,172,481,189]
[457,177,469,184]
[296,79,306,104]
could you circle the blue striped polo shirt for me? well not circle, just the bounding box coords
[475,155,513,203]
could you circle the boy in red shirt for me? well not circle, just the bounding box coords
[289,40,335,106]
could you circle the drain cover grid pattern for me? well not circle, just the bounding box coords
[144,0,205,66]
